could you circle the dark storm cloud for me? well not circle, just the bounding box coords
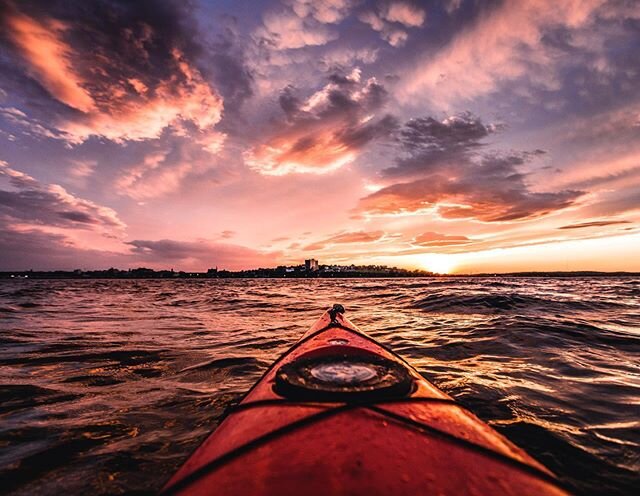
[357,113,582,221]
[205,18,254,118]
[398,113,497,152]
[382,112,503,179]
[278,85,302,120]
[247,69,398,175]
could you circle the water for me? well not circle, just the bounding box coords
[0,278,638,495]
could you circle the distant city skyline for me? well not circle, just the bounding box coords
[1,1,639,274]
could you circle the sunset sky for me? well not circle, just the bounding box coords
[1,0,639,273]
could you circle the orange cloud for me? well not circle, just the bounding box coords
[59,49,223,143]
[4,9,95,112]
[3,7,223,144]
[358,175,580,222]
[413,231,471,246]
[302,230,386,251]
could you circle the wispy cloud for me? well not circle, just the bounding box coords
[397,0,623,106]
[412,231,472,247]
[126,238,280,270]
[0,161,124,232]
[558,220,632,230]
[303,230,385,250]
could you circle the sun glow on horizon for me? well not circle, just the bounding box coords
[420,254,458,274]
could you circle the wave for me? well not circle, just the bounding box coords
[411,292,629,313]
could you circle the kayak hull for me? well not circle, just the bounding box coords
[163,309,569,495]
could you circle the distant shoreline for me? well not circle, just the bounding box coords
[1,270,638,279]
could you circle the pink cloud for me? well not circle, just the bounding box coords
[399,0,606,105]
[259,10,338,50]
[383,2,426,27]
[358,1,425,47]
[288,0,354,25]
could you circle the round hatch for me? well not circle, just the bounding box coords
[274,353,413,401]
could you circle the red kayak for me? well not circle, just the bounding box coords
[162,305,569,495]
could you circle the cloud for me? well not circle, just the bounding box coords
[0,161,125,232]
[318,47,379,68]
[558,220,632,230]
[126,239,280,270]
[287,0,354,25]
[257,1,355,50]
[0,160,128,270]
[1,1,223,144]
[303,230,385,250]
[358,1,426,47]
[0,229,281,272]
[357,113,582,221]
[397,113,497,153]
[206,24,254,116]
[3,8,95,113]
[412,231,471,246]
[114,130,229,201]
[398,0,611,105]
[0,228,122,270]
[261,11,336,50]
[66,159,96,188]
[245,69,397,175]
[0,106,61,140]
[382,1,426,27]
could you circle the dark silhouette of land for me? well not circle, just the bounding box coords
[1,265,638,279]
[0,264,432,279]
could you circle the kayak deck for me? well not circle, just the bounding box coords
[162,307,569,495]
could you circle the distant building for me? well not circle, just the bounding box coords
[305,258,319,271]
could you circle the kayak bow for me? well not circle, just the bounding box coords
[162,305,569,495]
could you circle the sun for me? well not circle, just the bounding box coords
[420,254,457,274]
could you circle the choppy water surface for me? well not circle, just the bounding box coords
[1,278,639,495]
